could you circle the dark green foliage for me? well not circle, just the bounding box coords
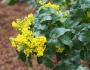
[10,0,90,70]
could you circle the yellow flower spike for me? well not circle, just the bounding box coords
[10,13,47,57]
[45,2,51,7]
[51,4,60,10]
[44,2,60,13]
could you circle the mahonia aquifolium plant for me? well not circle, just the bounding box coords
[10,0,90,70]
[10,0,66,58]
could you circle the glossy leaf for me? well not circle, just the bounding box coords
[43,57,54,68]
[77,65,89,70]
[78,31,90,42]
[80,50,85,59]
[37,57,43,64]
[53,0,64,5]
[50,28,70,38]
[61,35,73,48]
[18,51,26,62]
[28,58,33,67]
[40,15,52,23]
[6,0,18,5]
[52,14,62,23]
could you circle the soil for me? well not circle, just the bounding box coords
[0,1,52,70]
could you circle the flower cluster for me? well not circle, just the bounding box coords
[38,0,69,21]
[10,14,47,57]
[44,2,60,12]
[39,0,60,13]
[56,46,64,53]
[39,0,45,5]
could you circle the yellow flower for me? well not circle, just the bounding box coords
[59,12,69,21]
[56,11,62,14]
[24,48,32,57]
[31,36,47,57]
[63,13,69,17]
[44,2,60,13]
[39,0,45,5]
[17,46,20,52]
[15,34,27,44]
[12,21,19,28]
[87,12,90,18]
[10,13,47,57]
[51,4,60,11]
[11,41,16,47]
[37,51,44,57]
[56,46,65,53]
[10,38,16,47]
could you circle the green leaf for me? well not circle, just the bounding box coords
[40,8,56,14]
[77,65,89,70]
[6,0,18,5]
[16,50,21,60]
[53,0,64,5]
[78,35,90,42]
[40,15,52,23]
[68,18,82,28]
[73,24,87,34]
[44,50,54,58]
[81,4,90,10]
[19,51,26,62]
[56,60,76,70]
[37,57,43,64]
[48,8,56,14]
[50,28,70,38]
[43,0,48,2]
[75,9,87,19]
[37,24,48,31]
[78,0,90,4]
[56,53,62,61]
[72,36,84,49]
[63,61,76,70]
[47,39,56,56]
[53,65,60,70]
[84,52,90,63]
[61,35,73,48]
[78,31,90,42]
[52,14,62,23]
[52,38,64,48]
[80,50,85,59]
[39,8,56,15]
[43,57,54,68]
[28,58,33,67]
[86,43,90,50]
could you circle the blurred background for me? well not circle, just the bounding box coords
[0,0,52,70]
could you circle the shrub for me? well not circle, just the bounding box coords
[10,0,90,70]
